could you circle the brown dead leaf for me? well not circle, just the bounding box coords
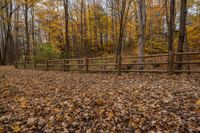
[86,128,92,133]
[0,67,200,132]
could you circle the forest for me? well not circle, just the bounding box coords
[0,0,199,65]
[0,0,200,132]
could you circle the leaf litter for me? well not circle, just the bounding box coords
[0,66,200,132]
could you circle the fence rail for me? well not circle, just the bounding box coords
[15,52,200,75]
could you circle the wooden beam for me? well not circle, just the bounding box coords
[174,61,200,64]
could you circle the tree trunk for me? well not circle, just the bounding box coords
[31,2,35,57]
[168,0,176,74]
[25,0,30,60]
[116,0,132,75]
[87,0,92,56]
[105,0,109,46]
[93,0,99,51]
[175,0,187,71]
[137,0,146,70]
[63,0,70,59]
[111,0,116,53]
[0,53,3,65]
[149,0,153,51]
[83,0,88,57]
[14,8,20,61]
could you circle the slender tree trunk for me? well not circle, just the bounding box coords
[165,0,169,42]
[0,28,4,65]
[31,1,35,57]
[25,0,30,60]
[87,0,92,56]
[168,0,176,74]
[117,0,132,75]
[93,0,99,51]
[111,0,115,53]
[175,0,187,71]
[63,0,70,59]
[14,8,20,61]
[149,0,153,51]
[105,0,109,46]
[80,0,84,57]
[137,0,146,70]
[4,0,14,64]
[83,0,88,57]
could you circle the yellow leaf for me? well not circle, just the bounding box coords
[196,100,200,105]
[95,100,104,106]
[108,112,114,120]
[98,109,105,115]
[54,108,60,113]
[56,114,62,121]
[0,127,3,133]
[196,100,200,110]
[11,125,21,132]
[20,100,27,108]
[18,97,27,109]
[129,120,139,129]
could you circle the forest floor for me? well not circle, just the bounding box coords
[0,66,200,133]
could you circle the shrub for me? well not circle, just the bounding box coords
[34,44,60,63]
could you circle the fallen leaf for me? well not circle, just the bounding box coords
[0,127,3,133]
[86,128,92,133]
[18,97,27,109]
[195,100,200,110]
[27,117,37,125]
[11,125,21,132]
[54,108,60,113]
[95,100,104,106]
[98,109,105,115]
[196,100,200,105]
[129,120,139,129]
[108,112,114,120]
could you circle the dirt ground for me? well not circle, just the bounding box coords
[0,66,200,133]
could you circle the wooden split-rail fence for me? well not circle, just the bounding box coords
[15,52,200,75]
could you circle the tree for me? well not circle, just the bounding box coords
[137,0,146,70]
[25,0,31,60]
[1,0,199,68]
[1,0,15,64]
[116,0,133,75]
[168,0,176,74]
[63,0,70,59]
[175,0,188,71]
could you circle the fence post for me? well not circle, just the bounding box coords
[14,62,18,69]
[85,57,89,73]
[63,59,66,72]
[33,61,36,69]
[46,60,49,71]
[185,53,191,74]
[168,51,174,75]
[117,55,122,76]
[24,60,26,69]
